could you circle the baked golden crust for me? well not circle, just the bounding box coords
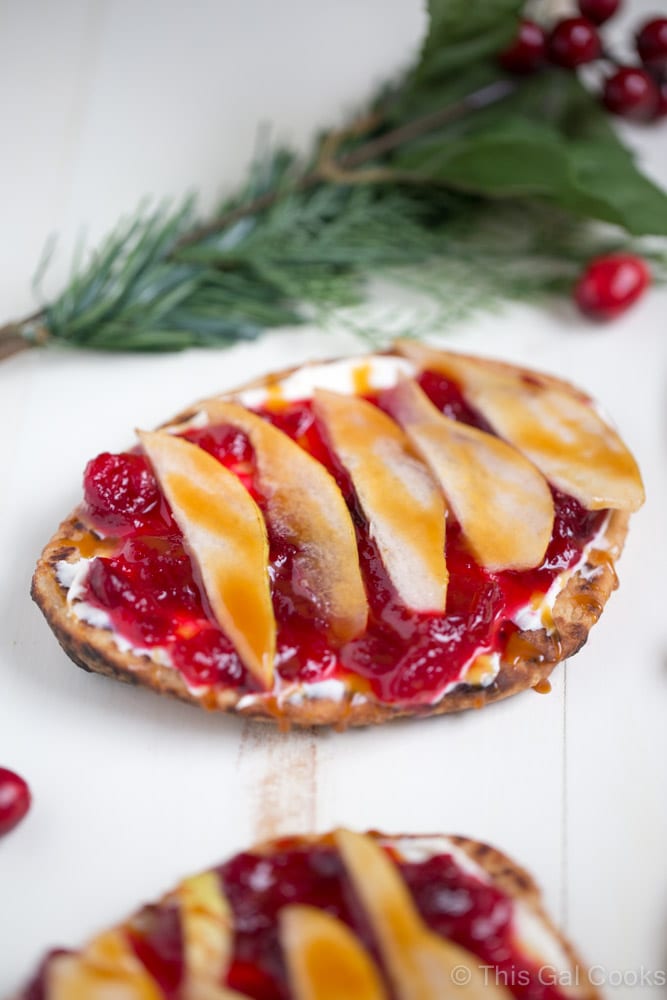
[31,347,633,729]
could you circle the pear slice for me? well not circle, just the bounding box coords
[383,379,554,571]
[335,831,513,1000]
[313,390,447,613]
[280,905,388,1000]
[48,925,250,1000]
[48,930,164,1000]
[395,340,645,512]
[194,400,367,643]
[177,872,233,996]
[139,431,275,689]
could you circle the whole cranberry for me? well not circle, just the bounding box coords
[549,17,601,68]
[0,768,31,836]
[83,451,161,533]
[636,18,667,75]
[499,20,547,74]
[656,81,667,118]
[574,254,651,321]
[578,0,621,26]
[603,67,659,120]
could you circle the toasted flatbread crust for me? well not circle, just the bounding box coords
[31,349,632,729]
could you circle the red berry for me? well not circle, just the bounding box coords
[578,0,621,26]
[83,452,162,533]
[603,67,659,120]
[0,767,31,836]
[499,20,547,74]
[656,81,667,118]
[574,254,651,321]
[637,18,667,75]
[549,17,601,68]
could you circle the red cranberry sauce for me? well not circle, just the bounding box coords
[127,903,184,999]
[75,842,568,999]
[220,841,379,999]
[78,371,605,704]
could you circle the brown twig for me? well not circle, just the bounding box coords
[0,311,48,361]
[0,327,33,362]
[175,79,516,251]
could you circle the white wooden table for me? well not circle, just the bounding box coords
[1,1,666,995]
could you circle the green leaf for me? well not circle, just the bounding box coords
[415,0,522,83]
[394,74,667,236]
[30,8,667,356]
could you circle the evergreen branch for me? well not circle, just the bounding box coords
[3,0,667,361]
[174,78,516,252]
[1,81,519,359]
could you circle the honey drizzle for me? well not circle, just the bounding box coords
[352,362,373,396]
[72,531,120,559]
[586,547,619,589]
[505,630,555,668]
[264,379,287,411]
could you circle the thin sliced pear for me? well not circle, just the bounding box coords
[313,390,447,613]
[194,400,367,643]
[178,872,233,996]
[48,930,164,1000]
[49,927,250,1000]
[383,379,554,571]
[395,340,645,512]
[280,905,388,1000]
[335,831,513,1000]
[139,431,275,688]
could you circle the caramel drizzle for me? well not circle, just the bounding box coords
[64,349,625,708]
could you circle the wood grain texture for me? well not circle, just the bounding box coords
[237,724,319,842]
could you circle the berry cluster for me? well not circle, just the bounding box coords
[500,3,667,122]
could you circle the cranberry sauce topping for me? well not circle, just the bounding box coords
[220,841,378,999]
[22,842,570,999]
[214,841,571,999]
[77,370,606,704]
[401,852,568,1000]
[126,903,184,999]
[83,452,174,536]
[414,369,492,430]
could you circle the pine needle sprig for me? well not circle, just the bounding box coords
[17,154,466,354]
[3,0,667,362]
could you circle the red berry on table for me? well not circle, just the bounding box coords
[603,67,659,120]
[0,767,31,837]
[574,254,651,321]
[656,81,667,118]
[578,0,621,26]
[549,17,601,68]
[636,18,667,75]
[499,20,547,74]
